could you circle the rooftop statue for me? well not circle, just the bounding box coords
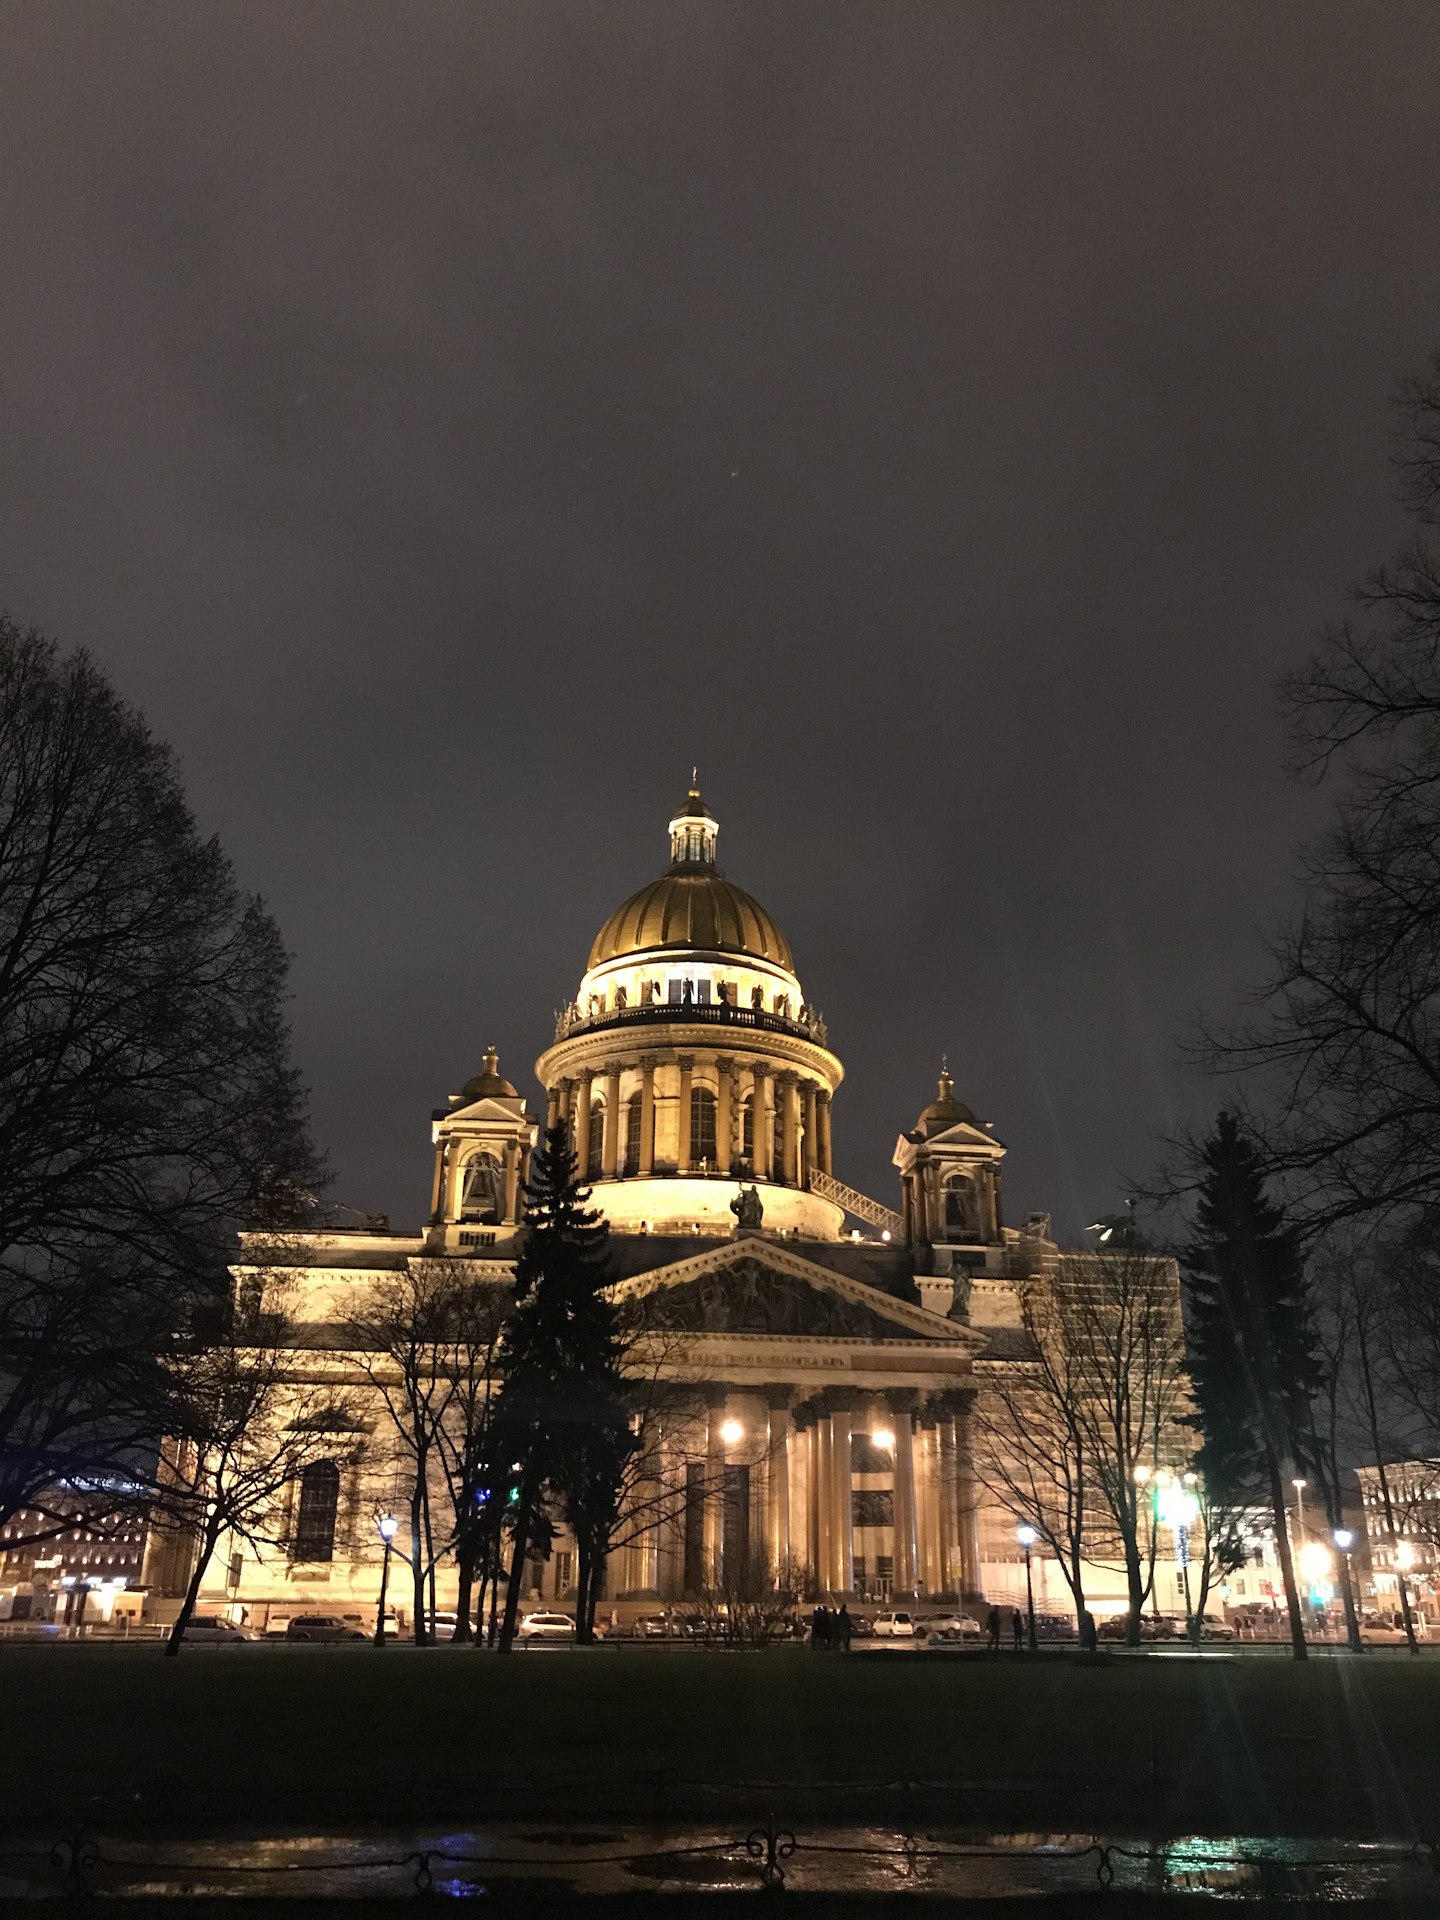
[729,1183,764,1230]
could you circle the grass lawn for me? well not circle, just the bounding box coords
[1,1644,1436,1841]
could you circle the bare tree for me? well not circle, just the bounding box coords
[429,1276,511,1643]
[692,1548,802,1648]
[154,1271,357,1654]
[345,1264,462,1645]
[0,620,325,1546]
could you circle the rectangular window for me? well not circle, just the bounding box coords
[697,978,711,1004]
[555,1551,573,1593]
[668,979,684,1005]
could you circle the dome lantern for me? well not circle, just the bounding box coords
[668,776,718,869]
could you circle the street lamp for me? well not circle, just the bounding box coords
[1017,1525,1039,1651]
[375,1515,399,1646]
[720,1419,744,1446]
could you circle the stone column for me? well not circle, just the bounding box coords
[796,1415,816,1591]
[828,1400,855,1595]
[442,1143,463,1221]
[886,1389,920,1598]
[951,1391,984,1604]
[801,1083,818,1176]
[677,1055,694,1173]
[813,1414,831,1592]
[639,1056,657,1175]
[633,1424,661,1594]
[778,1072,800,1186]
[715,1059,734,1175]
[600,1064,621,1176]
[751,1062,770,1179]
[558,1077,574,1131]
[911,1168,930,1244]
[937,1411,960,1597]
[428,1143,446,1223]
[573,1072,593,1178]
[916,1419,944,1594]
[900,1174,913,1245]
[503,1142,520,1223]
[764,1387,792,1579]
[703,1389,726,1587]
[817,1091,833,1175]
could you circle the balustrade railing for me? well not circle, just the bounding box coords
[554,999,829,1047]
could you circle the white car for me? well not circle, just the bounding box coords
[923,1613,981,1641]
[181,1615,257,1644]
[1360,1611,1427,1646]
[870,1611,924,1638]
[516,1611,576,1642]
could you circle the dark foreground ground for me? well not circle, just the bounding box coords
[0,1642,1436,1844]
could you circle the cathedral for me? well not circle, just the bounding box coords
[152,784,1185,1631]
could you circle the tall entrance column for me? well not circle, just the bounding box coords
[715,1059,734,1175]
[813,1413,832,1591]
[825,1389,858,1595]
[916,1417,943,1594]
[886,1388,920,1598]
[801,1083,818,1176]
[639,1056,658,1175]
[764,1386,792,1578]
[951,1390,984,1604]
[751,1063,771,1179]
[601,1064,621,1177]
[677,1055,694,1172]
[703,1389,727,1587]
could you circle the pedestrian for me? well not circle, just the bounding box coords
[811,1604,826,1649]
[986,1604,1001,1651]
[1012,1608,1025,1650]
[837,1604,852,1652]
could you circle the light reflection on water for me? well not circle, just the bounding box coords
[0,1824,1434,1899]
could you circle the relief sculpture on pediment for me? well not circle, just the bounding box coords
[628,1258,898,1338]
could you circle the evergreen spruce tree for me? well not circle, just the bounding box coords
[489,1122,634,1651]
[1183,1109,1321,1660]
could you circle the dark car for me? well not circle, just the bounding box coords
[284,1614,367,1642]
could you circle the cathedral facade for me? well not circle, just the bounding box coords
[153,786,1189,1630]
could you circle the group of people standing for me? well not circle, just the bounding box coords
[811,1604,853,1650]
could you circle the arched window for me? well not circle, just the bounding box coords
[293,1460,340,1563]
[772,1101,785,1178]
[691,1086,717,1167]
[461,1152,503,1223]
[742,1095,754,1163]
[587,1098,605,1173]
[944,1173,980,1239]
[625,1092,643,1175]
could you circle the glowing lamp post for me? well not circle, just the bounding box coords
[1017,1525,1039,1651]
[374,1515,399,1646]
[1156,1475,1200,1629]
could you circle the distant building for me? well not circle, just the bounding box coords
[1355,1460,1440,1619]
[1,1496,148,1623]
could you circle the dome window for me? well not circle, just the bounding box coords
[587,1098,605,1173]
[691,1086,717,1167]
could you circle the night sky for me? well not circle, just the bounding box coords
[2,5,1438,1240]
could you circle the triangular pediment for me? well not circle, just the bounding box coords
[609,1237,978,1346]
[442,1095,534,1125]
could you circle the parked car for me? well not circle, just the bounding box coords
[922,1613,981,1641]
[181,1615,257,1644]
[870,1610,924,1638]
[1098,1613,1180,1642]
[1359,1610,1428,1646]
[633,1614,674,1639]
[284,1615,367,1642]
[1033,1612,1077,1641]
[516,1611,576,1642]
[1195,1613,1235,1641]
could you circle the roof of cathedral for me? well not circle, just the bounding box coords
[586,783,795,972]
[587,869,795,972]
[460,1045,518,1101]
[913,1067,976,1134]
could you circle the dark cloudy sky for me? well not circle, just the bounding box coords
[2,3,1438,1239]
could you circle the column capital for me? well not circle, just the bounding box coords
[703,1382,729,1410]
[884,1387,921,1414]
[820,1384,864,1413]
[760,1382,795,1410]
[750,1058,771,1077]
[929,1388,977,1419]
[639,1053,660,1071]
[715,1055,736,1078]
[677,1053,695,1071]
[576,1067,595,1084]
[602,1060,622,1079]
[816,1087,832,1106]
[774,1067,799,1087]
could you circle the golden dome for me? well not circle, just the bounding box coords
[914,1067,975,1135]
[587,869,795,972]
[460,1045,518,1101]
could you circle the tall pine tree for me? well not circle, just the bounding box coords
[489,1122,634,1651]
[1183,1110,1321,1660]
